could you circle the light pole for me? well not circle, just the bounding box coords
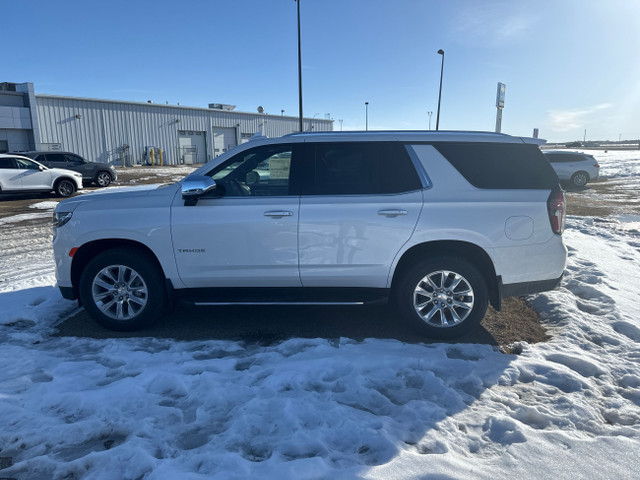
[365,102,369,131]
[295,0,303,132]
[436,49,444,131]
[428,111,433,130]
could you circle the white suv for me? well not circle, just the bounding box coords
[0,154,83,197]
[543,150,600,188]
[52,131,567,338]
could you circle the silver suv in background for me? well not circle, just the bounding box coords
[543,150,600,188]
[52,131,567,339]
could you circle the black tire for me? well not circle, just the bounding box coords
[393,257,488,339]
[55,178,76,197]
[96,171,112,187]
[570,171,589,188]
[78,248,166,331]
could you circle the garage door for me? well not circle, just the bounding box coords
[178,131,207,165]
[212,127,237,157]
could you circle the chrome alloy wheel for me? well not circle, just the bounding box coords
[91,264,149,320]
[413,270,475,328]
[571,172,588,187]
[96,172,112,187]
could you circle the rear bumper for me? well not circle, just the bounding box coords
[499,274,563,300]
[59,285,77,300]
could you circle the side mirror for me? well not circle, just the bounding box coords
[182,175,218,206]
[38,165,45,171]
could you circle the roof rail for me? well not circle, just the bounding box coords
[283,130,513,137]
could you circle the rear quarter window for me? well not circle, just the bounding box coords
[433,142,558,189]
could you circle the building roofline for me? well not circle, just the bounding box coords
[34,93,333,123]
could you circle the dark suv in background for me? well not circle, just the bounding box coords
[19,151,117,187]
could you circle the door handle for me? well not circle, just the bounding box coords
[264,211,293,217]
[378,209,408,217]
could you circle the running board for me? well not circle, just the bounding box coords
[194,301,365,306]
[174,287,390,306]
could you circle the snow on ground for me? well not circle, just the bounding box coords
[1,152,640,479]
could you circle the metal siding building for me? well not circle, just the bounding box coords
[1,82,333,164]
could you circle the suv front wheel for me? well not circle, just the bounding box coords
[96,171,113,187]
[79,248,165,330]
[55,179,76,197]
[394,257,488,339]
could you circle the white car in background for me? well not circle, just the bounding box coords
[543,150,600,188]
[0,154,83,197]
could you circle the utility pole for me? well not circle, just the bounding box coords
[436,49,444,130]
[295,0,303,132]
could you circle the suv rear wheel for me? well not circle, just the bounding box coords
[79,248,165,331]
[394,257,488,339]
[570,171,589,188]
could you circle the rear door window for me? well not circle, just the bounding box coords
[433,142,558,189]
[0,157,16,169]
[306,142,422,195]
[45,153,69,166]
[65,154,84,164]
[545,153,579,163]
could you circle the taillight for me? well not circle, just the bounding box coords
[594,163,600,168]
[547,186,566,234]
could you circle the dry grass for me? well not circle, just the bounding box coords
[481,298,549,349]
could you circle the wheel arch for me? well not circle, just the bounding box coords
[70,239,168,301]
[390,240,501,310]
[53,175,78,189]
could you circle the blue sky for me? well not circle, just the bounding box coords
[4,0,639,142]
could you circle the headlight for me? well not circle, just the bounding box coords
[53,211,73,228]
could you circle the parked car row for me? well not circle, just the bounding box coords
[0,151,117,197]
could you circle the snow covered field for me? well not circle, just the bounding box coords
[1,154,640,479]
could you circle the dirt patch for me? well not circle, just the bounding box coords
[565,178,640,217]
[482,298,549,348]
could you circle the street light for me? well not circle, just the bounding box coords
[428,111,433,130]
[295,0,303,132]
[365,102,369,131]
[436,49,444,131]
